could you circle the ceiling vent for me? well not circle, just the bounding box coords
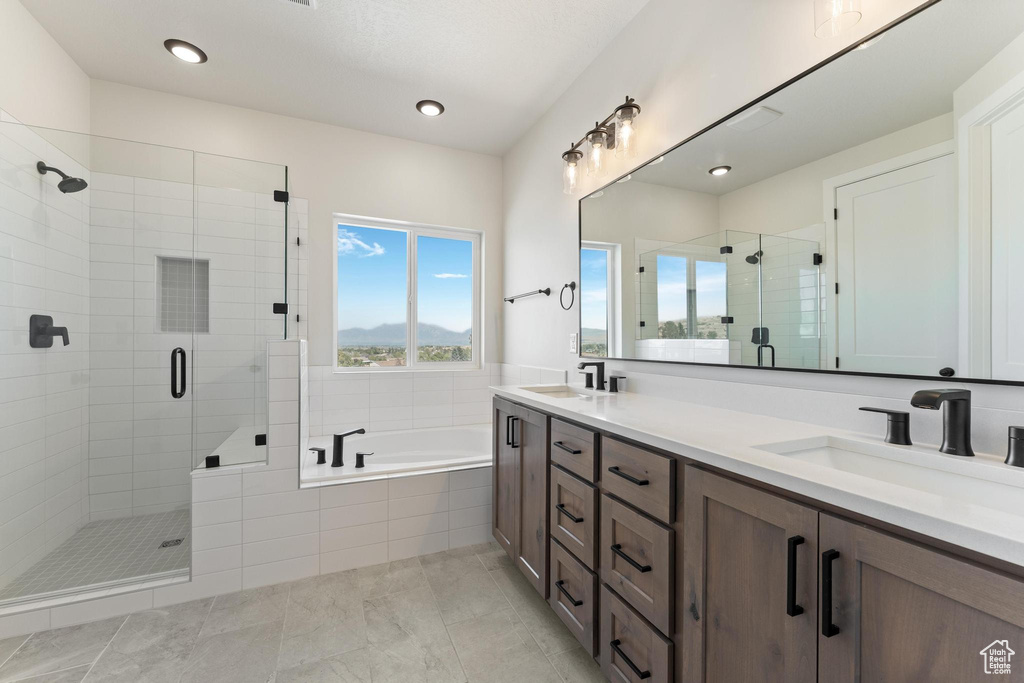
[282,0,316,8]
[726,106,783,132]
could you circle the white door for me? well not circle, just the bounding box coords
[835,154,957,376]
[991,101,1024,380]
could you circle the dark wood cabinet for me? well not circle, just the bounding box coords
[491,397,550,598]
[682,466,818,683]
[492,398,517,559]
[515,405,550,597]
[819,513,1024,682]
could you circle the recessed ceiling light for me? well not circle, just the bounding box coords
[164,39,207,64]
[416,100,445,117]
[709,165,732,176]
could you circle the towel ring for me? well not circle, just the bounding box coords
[560,282,576,310]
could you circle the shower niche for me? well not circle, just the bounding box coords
[0,115,290,606]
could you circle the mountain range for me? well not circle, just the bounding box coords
[338,322,471,346]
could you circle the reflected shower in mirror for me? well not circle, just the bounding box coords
[580,0,1024,382]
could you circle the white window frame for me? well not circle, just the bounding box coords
[581,241,621,357]
[333,213,482,372]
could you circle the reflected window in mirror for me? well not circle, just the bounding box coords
[581,242,621,357]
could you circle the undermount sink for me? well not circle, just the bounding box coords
[520,384,586,399]
[756,435,1024,517]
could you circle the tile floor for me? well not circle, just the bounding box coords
[0,542,604,683]
[0,511,191,603]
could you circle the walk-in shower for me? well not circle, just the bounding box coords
[0,114,290,606]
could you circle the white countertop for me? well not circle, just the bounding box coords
[491,384,1024,568]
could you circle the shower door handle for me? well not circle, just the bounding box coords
[171,347,186,399]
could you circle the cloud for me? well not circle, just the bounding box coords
[338,228,385,257]
[433,273,468,279]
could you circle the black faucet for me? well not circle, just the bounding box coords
[332,428,365,467]
[577,361,606,390]
[29,315,69,348]
[910,389,974,457]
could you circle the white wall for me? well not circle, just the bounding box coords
[89,81,504,369]
[0,0,90,133]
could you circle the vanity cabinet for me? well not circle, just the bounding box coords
[492,397,551,598]
[818,513,1024,682]
[682,467,818,683]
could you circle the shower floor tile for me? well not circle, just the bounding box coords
[0,510,191,603]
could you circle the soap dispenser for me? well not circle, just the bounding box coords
[1007,426,1024,467]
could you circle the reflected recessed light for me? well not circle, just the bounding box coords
[590,191,605,199]
[709,165,732,176]
[164,39,207,64]
[856,35,883,50]
[416,100,445,117]
[616,174,632,184]
[649,156,665,165]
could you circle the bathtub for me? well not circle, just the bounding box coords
[300,424,492,487]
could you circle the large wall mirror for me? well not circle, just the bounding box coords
[580,0,1024,383]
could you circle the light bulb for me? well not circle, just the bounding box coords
[814,0,862,38]
[562,149,583,195]
[587,126,609,178]
[164,39,208,64]
[614,101,640,159]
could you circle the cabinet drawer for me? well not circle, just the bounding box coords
[600,584,673,683]
[601,494,673,634]
[550,418,597,482]
[550,465,598,569]
[549,538,597,656]
[601,436,675,523]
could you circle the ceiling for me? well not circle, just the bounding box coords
[20,0,651,155]
[615,0,1024,196]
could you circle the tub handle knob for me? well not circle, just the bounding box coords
[355,452,374,469]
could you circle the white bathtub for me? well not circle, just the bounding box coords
[301,424,492,486]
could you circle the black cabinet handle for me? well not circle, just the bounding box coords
[555,504,583,524]
[822,549,840,637]
[505,415,513,446]
[611,544,651,573]
[787,535,804,617]
[171,347,186,399]
[609,639,651,680]
[555,580,583,607]
[553,440,582,455]
[607,466,649,486]
[510,416,519,448]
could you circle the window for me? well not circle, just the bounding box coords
[580,242,620,357]
[655,254,727,340]
[335,216,480,369]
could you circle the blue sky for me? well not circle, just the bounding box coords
[337,224,472,331]
[656,255,727,321]
[580,248,608,329]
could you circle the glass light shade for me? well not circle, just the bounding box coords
[814,0,862,38]
[587,128,609,177]
[614,106,640,159]
[562,150,582,195]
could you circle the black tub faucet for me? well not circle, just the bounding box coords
[29,315,69,348]
[910,389,974,457]
[577,361,605,390]
[332,428,365,467]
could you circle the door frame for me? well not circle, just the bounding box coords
[820,140,955,371]
[958,69,1024,379]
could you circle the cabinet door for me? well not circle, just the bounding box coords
[682,467,818,683]
[819,514,1024,682]
[492,399,517,561]
[515,405,550,597]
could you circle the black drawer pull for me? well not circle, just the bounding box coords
[555,503,583,524]
[555,580,583,607]
[608,466,649,486]
[611,544,651,573]
[553,440,582,455]
[610,639,651,680]
[822,549,840,637]
[505,414,513,446]
[787,535,804,617]
[510,416,520,448]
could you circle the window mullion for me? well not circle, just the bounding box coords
[408,229,416,369]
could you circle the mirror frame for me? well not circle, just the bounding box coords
[576,0,1024,387]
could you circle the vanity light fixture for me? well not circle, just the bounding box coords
[164,39,207,64]
[560,96,641,194]
[709,165,732,176]
[416,100,445,116]
[814,0,862,38]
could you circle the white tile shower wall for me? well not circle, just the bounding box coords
[87,174,307,519]
[0,113,91,591]
[305,363,566,436]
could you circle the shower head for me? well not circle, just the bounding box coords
[745,250,763,265]
[36,161,88,194]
